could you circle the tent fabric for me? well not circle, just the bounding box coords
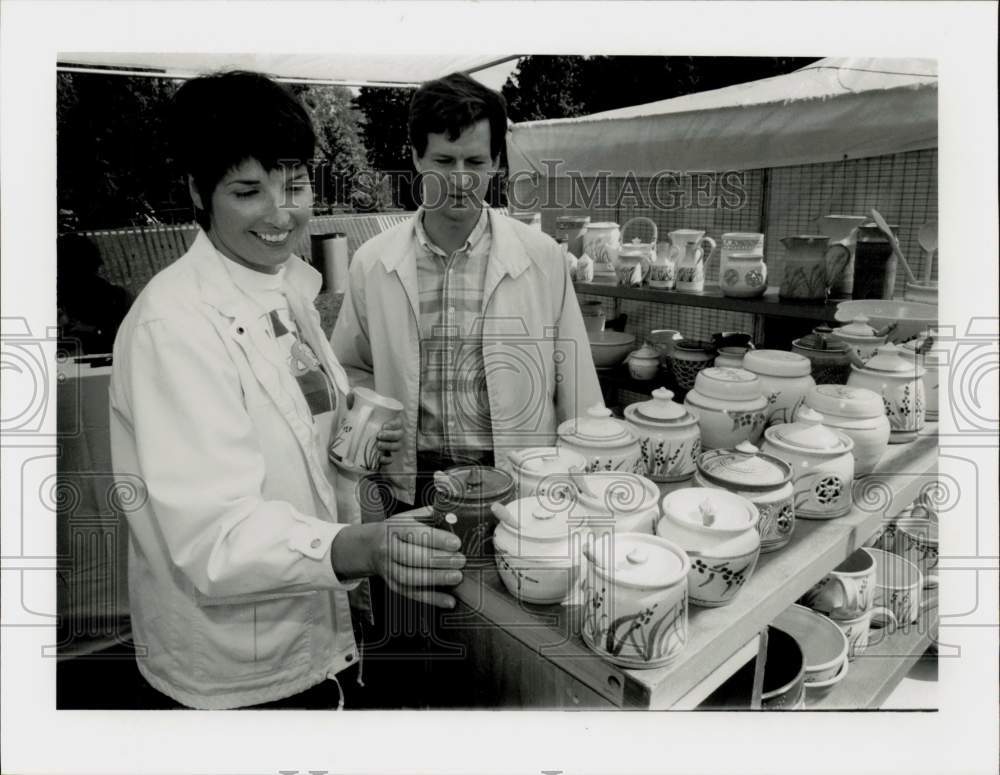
[506,58,938,175]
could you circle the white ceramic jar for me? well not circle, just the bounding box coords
[626,344,661,380]
[657,487,761,607]
[742,349,817,427]
[623,388,702,483]
[582,221,621,266]
[694,441,796,553]
[847,343,926,444]
[557,405,642,474]
[683,367,768,450]
[506,446,588,499]
[829,315,887,362]
[800,385,891,476]
[580,532,690,669]
[714,345,751,369]
[575,471,661,535]
[719,252,768,298]
[898,331,942,422]
[761,407,855,519]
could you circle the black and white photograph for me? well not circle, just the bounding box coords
[1,2,997,774]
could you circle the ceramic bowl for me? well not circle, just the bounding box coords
[589,330,636,368]
[903,281,938,306]
[773,604,849,687]
[834,300,938,344]
[702,626,806,710]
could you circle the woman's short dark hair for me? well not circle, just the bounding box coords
[169,70,316,229]
[408,73,507,160]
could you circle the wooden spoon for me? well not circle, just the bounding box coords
[918,221,938,282]
[869,208,917,285]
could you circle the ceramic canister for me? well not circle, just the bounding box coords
[580,532,690,669]
[623,388,702,483]
[669,340,715,390]
[847,342,926,444]
[742,349,816,427]
[720,252,768,298]
[657,487,761,607]
[683,367,768,450]
[694,441,795,553]
[431,465,515,565]
[761,407,855,519]
[899,331,943,422]
[829,315,887,362]
[583,221,621,266]
[627,344,662,381]
[792,330,855,386]
[506,446,588,499]
[557,405,642,474]
[714,346,751,369]
[574,471,661,536]
[800,384,891,476]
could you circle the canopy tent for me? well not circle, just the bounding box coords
[506,58,938,175]
[56,53,520,88]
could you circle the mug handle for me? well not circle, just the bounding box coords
[830,576,859,616]
[345,403,374,462]
[869,606,899,632]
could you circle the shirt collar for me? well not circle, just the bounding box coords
[414,206,489,258]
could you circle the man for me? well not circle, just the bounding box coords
[332,72,601,512]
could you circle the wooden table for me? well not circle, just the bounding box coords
[418,426,938,709]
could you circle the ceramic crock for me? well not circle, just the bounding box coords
[714,345,751,369]
[694,441,795,553]
[761,407,855,519]
[506,446,588,499]
[657,487,761,607]
[669,340,715,390]
[847,342,926,443]
[899,331,942,422]
[431,465,515,565]
[829,315,887,362]
[683,367,768,450]
[491,497,581,605]
[801,384,890,476]
[574,471,661,536]
[792,329,855,385]
[583,221,621,266]
[742,349,816,427]
[626,344,661,380]
[580,532,690,669]
[623,388,702,483]
[720,252,768,298]
[557,405,643,474]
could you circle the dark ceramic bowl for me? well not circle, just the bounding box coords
[700,625,806,710]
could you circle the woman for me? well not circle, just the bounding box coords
[109,71,465,710]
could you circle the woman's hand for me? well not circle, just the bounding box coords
[331,516,466,608]
[376,418,404,467]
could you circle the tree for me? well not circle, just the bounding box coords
[353,86,416,209]
[501,56,589,122]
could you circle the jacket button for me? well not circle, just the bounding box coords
[236,326,245,335]
[310,538,321,549]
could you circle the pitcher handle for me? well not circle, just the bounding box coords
[345,403,374,462]
[699,236,717,263]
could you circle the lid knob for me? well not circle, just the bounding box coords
[651,387,675,402]
[532,509,556,522]
[853,315,870,324]
[735,441,759,455]
[626,547,648,566]
[586,404,613,419]
[699,499,717,527]
[797,406,825,425]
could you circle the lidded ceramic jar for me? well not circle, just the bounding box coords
[657,487,761,607]
[575,471,661,535]
[557,404,642,474]
[742,349,816,427]
[694,441,796,553]
[761,407,855,519]
[683,367,768,450]
[626,343,661,380]
[580,532,690,669]
[506,446,588,499]
[829,315,887,362]
[792,328,856,385]
[669,339,715,390]
[623,388,702,483]
[847,342,926,443]
[714,345,750,369]
[719,252,768,298]
[801,385,890,476]
[899,331,942,422]
[431,465,515,565]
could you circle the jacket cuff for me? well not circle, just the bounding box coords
[289,518,363,591]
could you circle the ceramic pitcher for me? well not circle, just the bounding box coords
[778,235,850,301]
[818,215,867,296]
[669,229,717,293]
[329,387,403,472]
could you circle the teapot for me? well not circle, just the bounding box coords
[616,216,658,287]
[778,235,851,301]
[669,229,717,293]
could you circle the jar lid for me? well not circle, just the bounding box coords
[764,407,853,453]
[557,215,591,225]
[586,221,619,230]
[674,339,714,354]
[697,442,792,489]
[743,349,812,378]
[586,533,689,589]
[728,251,764,260]
[629,344,661,361]
[805,384,884,420]
[434,465,515,507]
[558,405,635,449]
[692,367,763,402]
[493,497,573,541]
[575,472,659,515]
[855,342,925,377]
[836,316,879,338]
[794,332,852,354]
[661,487,759,533]
[509,447,587,477]
[625,387,696,426]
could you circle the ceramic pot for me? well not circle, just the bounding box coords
[866,547,923,625]
[742,349,816,427]
[792,329,855,385]
[714,345,751,369]
[694,441,795,553]
[720,252,768,298]
[669,340,715,390]
[773,604,849,689]
[626,344,662,380]
[575,471,661,536]
[761,407,855,519]
[829,315,887,362]
[580,532,690,669]
[556,215,590,258]
[557,405,642,474]
[506,446,588,499]
[899,331,942,422]
[657,487,761,607]
[704,625,806,710]
[847,343,926,443]
[800,384,890,476]
[624,388,702,483]
[580,300,606,333]
[583,221,621,267]
[799,547,877,620]
[430,465,515,565]
[892,517,939,588]
[683,367,768,450]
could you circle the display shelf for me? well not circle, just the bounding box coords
[423,427,938,709]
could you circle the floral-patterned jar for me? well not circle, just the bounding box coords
[742,349,816,427]
[557,404,642,473]
[847,342,926,444]
[829,315,887,362]
[719,252,768,298]
[898,330,942,422]
[623,387,702,483]
[626,344,662,380]
[580,532,690,669]
[657,487,761,607]
[505,446,588,499]
[800,385,890,476]
[575,471,661,535]
[761,407,855,519]
[694,441,796,553]
[683,367,768,450]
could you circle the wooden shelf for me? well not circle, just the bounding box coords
[431,427,938,709]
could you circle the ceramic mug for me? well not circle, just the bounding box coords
[867,547,923,625]
[329,387,404,472]
[799,548,876,619]
[833,606,898,661]
[893,518,939,588]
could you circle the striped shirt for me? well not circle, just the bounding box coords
[414,208,492,457]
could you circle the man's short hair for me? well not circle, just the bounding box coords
[169,70,316,229]
[408,72,507,160]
